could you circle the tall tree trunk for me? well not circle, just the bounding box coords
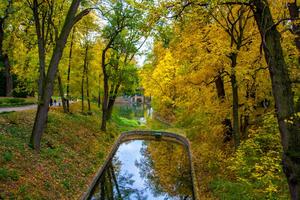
[287,2,300,64]
[0,17,4,95]
[30,0,90,151]
[81,71,84,113]
[215,73,225,100]
[57,71,68,113]
[101,73,109,131]
[81,45,89,113]
[100,30,123,131]
[3,54,12,96]
[252,1,300,199]
[107,83,121,120]
[101,46,110,131]
[98,73,101,108]
[0,17,13,97]
[66,28,75,112]
[287,2,300,113]
[86,63,91,113]
[215,73,234,143]
[32,0,46,101]
[230,53,240,148]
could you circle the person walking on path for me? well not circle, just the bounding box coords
[50,98,53,106]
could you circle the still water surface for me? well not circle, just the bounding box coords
[88,138,194,200]
[113,104,153,125]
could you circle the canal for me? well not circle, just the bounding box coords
[83,104,195,200]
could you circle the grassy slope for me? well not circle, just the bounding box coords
[0,104,131,199]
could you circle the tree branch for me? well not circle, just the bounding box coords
[72,8,92,26]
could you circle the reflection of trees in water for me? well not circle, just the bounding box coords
[135,141,193,200]
[114,106,135,119]
[89,157,147,200]
[114,105,144,119]
[89,140,193,200]
[90,157,147,200]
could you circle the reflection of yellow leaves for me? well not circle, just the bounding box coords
[145,141,193,196]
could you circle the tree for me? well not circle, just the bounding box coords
[249,0,300,198]
[66,28,75,112]
[0,0,13,96]
[211,4,253,147]
[105,27,147,120]
[99,0,148,131]
[81,44,89,113]
[29,0,91,151]
[287,1,300,112]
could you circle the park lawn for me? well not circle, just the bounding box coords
[0,97,36,108]
[0,103,132,199]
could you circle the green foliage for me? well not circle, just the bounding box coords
[2,151,13,162]
[213,113,289,199]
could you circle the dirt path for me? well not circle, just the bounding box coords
[0,105,37,113]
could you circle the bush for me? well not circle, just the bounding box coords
[213,113,289,199]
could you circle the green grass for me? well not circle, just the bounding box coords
[0,97,36,107]
[111,113,140,131]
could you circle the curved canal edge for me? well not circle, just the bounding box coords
[81,130,199,200]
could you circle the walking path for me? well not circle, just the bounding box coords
[0,105,37,113]
[0,100,73,113]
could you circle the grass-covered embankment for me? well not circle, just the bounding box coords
[0,97,36,108]
[0,103,136,199]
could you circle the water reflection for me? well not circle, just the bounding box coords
[88,139,194,200]
[113,104,153,125]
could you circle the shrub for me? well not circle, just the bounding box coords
[215,113,289,199]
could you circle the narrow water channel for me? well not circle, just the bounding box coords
[87,138,194,200]
[84,104,195,200]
